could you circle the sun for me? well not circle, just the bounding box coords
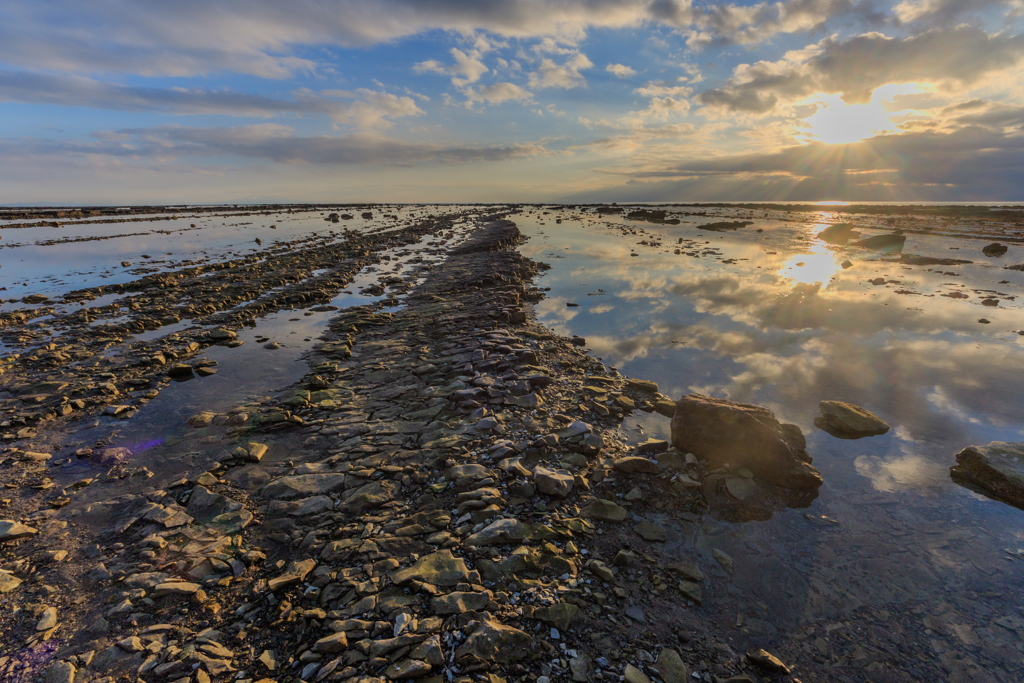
[803,94,894,145]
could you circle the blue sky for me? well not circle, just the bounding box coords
[1,0,1023,203]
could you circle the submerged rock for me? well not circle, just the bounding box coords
[951,442,1024,509]
[815,400,890,438]
[670,394,822,490]
[983,242,1008,257]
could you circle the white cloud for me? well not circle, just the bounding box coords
[415,47,489,86]
[528,52,594,89]
[606,63,636,78]
[697,26,1024,115]
[463,82,534,107]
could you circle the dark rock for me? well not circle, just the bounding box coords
[817,223,857,245]
[951,442,1024,509]
[670,394,822,490]
[983,243,1008,257]
[815,401,890,438]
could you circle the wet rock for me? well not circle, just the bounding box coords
[634,438,669,456]
[817,223,856,245]
[815,400,890,438]
[624,663,651,683]
[464,518,527,547]
[983,243,1009,257]
[390,550,476,587]
[655,648,689,683]
[627,378,659,393]
[951,442,1024,509]
[725,477,758,501]
[635,521,666,542]
[671,394,822,490]
[0,520,38,541]
[534,465,574,497]
[456,616,533,663]
[747,648,791,674]
[582,499,627,522]
[713,548,734,574]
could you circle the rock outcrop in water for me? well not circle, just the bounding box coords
[951,442,1024,509]
[816,222,858,244]
[983,242,1008,257]
[814,400,890,439]
[853,233,906,252]
[670,394,823,490]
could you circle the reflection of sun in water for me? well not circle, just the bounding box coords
[778,246,839,289]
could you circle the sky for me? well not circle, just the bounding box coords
[1,0,1023,204]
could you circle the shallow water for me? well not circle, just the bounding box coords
[518,207,1024,677]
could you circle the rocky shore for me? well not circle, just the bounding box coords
[0,214,811,683]
[2,210,1017,683]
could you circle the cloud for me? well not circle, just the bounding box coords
[0,71,425,131]
[606,63,637,78]
[893,0,1024,24]
[415,47,489,86]
[697,26,1024,115]
[0,124,552,167]
[462,82,533,106]
[529,52,594,89]
[569,121,1024,200]
[651,0,873,49]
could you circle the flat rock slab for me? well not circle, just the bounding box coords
[464,518,527,547]
[671,393,822,491]
[456,617,533,663]
[390,550,476,587]
[260,473,347,500]
[613,457,662,474]
[951,442,1024,509]
[635,521,667,542]
[0,520,38,541]
[582,499,627,522]
[816,400,890,438]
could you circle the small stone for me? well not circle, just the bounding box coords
[624,663,651,683]
[582,499,627,522]
[258,650,276,671]
[43,661,76,683]
[655,648,689,683]
[0,520,38,541]
[635,521,667,542]
[725,477,758,501]
[464,518,527,547]
[613,457,662,474]
[0,570,22,593]
[747,648,791,673]
[36,606,58,630]
[153,582,201,597]
[713,548,734,574]
[534,466,574,498]
[314,632,348,653]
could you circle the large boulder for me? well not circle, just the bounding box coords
[950,442,1024,509]
[670,394,822,490]
[815,401,890,438]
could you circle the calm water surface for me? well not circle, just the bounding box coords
[519,207,1024,678]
